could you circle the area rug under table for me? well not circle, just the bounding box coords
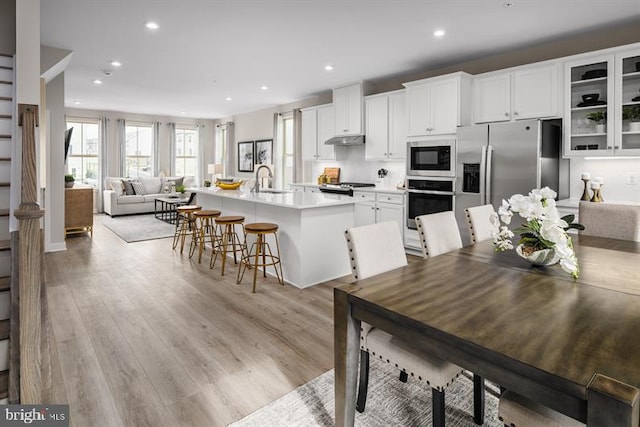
[230,358,502,427]
[97,214,176,243]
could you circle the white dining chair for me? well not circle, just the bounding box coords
[578,202,640,242]
[464,204,497,244]
[499,390,584,427]
[345,221,484,426]
[415,211,463,258]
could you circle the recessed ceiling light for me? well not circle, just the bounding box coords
[110,60,122,67]
[73,101,81,105]
[324,64,334,71]
[145,21,159,30]
[181,111,188,115]
[225,97,232,101]
[433,29,445,38]
[260,85,268,91]
[93,79,103,85]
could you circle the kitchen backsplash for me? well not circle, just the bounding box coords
[570,158,640,203]
[303,145,406,187]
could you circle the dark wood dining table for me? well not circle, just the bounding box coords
[334,235,640,426]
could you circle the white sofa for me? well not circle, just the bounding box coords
[103,176,184,216]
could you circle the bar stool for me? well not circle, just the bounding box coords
[237,222,284,293]
[210,215,246,275]
[189,209,222,263]
[172,205,202,254]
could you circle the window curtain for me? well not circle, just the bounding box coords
[167,122,176,176]
[225,121,234,177]
[293,109,302,182]
[273,112,283,190]
[198,124,205,185]
[153,121,161,176]
[117,118,126,176]
[98,117,109,212]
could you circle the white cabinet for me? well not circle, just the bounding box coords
[615,48,640,155]
[301,104,335,160]
[353,191,405,240]
[364,90,406,160]
[333,83,363,135]
[404,72,472,137]
[290,184,321,193]
[564,55,615,157]
[473,63,560,123]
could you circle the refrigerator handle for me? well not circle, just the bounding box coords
[480,146,487,205]
[485,145,494,206]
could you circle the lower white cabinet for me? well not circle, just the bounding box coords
[353,191,405,239]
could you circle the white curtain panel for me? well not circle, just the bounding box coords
[167,122,176,176]
[117,118,126,176]
[225,121,235,176]
[153,121,161,176]
[293,109,302,182]
[99,117,109,212]
[198,124,206,185]
[273,112,282,189]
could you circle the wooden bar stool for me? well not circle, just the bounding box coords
[189,209,222,263]
[172,205,202,254]
[210,215,246,275]
[237,222,284,293]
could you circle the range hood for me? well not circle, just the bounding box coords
[324,135,365,146]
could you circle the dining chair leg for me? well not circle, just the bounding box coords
[399,371,408,382]
[432,388,445,427]
[356,349,369,413]
[473,374,485,425]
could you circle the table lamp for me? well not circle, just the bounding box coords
[208,163,224,181]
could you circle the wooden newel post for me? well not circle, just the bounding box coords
[14,104,44,404]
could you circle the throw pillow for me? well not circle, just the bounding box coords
[131,181,146,195]
[140,177,162,194]
[122,179,135,195]
[110,180,124,196]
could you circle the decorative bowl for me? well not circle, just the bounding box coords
[216,181,242,190]
[582,93,599,102]
[516,244,560,267]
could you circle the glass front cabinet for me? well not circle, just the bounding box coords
[564,50,640,157]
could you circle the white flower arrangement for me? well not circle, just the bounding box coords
[491,187,584,279]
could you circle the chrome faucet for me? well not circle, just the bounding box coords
[254,164,273,193]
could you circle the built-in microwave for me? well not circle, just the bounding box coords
[406,139,456,177]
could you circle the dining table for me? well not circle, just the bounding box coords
[334,235,640,427]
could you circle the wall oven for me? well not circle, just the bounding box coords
[406,177,455,230]
[406,139,456,177]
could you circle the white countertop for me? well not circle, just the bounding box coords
[192,187,355,210]
[289,182,406,195]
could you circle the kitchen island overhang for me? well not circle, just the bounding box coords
[191,188,355,288]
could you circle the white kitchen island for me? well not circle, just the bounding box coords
[192,188,355,288]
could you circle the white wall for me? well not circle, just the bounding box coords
[570,157,640,203]
[46,73,66,251]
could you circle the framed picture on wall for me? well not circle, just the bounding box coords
[238,141,255,172]
[254,139,273,165]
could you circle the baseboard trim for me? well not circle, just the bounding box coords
[45,242,66,253]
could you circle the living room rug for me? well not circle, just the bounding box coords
[229,358,503,427]
[97,214,176,243]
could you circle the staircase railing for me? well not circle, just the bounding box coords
[13,103,47,403]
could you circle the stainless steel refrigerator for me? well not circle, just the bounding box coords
[455,119,569,245]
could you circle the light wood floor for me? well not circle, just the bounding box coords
[44,216,347,427]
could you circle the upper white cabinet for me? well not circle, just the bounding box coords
[473,63,560,123]
[301,104,335,161]
[564,55,615,157]
[333,83,363,135]
[403,72,472,137]
[364,90,406,160]
[616,48,640,155]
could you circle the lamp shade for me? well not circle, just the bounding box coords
[214,164,224,174]
[207,164,216,174]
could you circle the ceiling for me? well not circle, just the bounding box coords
[41,0,640,120]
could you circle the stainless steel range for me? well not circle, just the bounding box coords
[318,182,376,196]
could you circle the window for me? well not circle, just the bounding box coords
[174,126,199,181]
[125,123,153,178]
[66,119,100,187]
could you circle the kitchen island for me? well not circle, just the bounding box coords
[192,187,355,288]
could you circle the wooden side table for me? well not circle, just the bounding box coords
[65,187,94,238]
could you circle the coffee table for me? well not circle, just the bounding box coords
[154,196,189,224]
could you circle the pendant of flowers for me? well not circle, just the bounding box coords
[491,187,584,279]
